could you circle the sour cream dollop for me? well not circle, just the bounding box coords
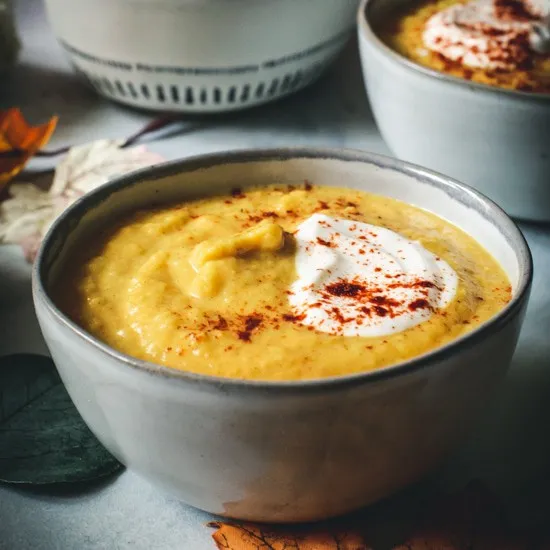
[288,214,458,337]
[422,0,550,71]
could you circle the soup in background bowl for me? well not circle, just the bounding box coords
[383,0,550,94]
[33,149,531,522]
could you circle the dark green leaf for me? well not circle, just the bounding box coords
[0,354,123,484]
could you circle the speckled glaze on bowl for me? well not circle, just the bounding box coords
[33,149,532,523]
[357,0,550,222]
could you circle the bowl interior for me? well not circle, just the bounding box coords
[40,150,528,305]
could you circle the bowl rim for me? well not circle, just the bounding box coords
[33,147,533,393]
[357,0,550,103]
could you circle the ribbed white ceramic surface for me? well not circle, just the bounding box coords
[45,0,359,112]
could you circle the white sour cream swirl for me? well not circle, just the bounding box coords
[422,0,550,71]
[288,214,458,338]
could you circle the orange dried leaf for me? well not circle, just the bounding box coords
[0,108,58,187]
[208,521,369,550]
[207,483,550,550]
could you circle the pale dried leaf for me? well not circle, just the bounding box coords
[49,140,165,196]
[0,141,165,261]
[19,232,43,263]
[0,184,54,243]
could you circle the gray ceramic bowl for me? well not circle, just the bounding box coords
[357,0,550,222]
[33,149,532,523]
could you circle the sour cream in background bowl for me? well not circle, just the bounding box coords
[33,149,531,522]
[358,0,550,222]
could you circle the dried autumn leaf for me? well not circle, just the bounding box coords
[0,139,165,261]
[48,139,165,197]
[208,521,369,550]
[208,484,550,550]
[0,183,54,262]
[0,108,57,188]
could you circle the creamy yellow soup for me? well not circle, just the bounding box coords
[383,0,550,94]
[56,183,511,381]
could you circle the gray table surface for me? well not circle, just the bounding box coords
[2,1,550,549]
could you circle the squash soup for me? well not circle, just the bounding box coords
[383,0,550,94]
[55,183,511,381]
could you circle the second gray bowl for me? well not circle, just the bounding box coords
[358,0,550,222]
